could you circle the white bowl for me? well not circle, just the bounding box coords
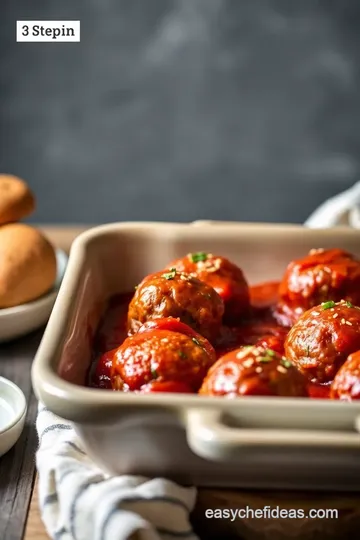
[0,249,68,342]
[0,376,27,457]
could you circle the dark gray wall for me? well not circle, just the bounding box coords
[1,0,360,224]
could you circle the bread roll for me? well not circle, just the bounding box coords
[0,174,35,225]
[0,224,57,308]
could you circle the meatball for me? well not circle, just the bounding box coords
[331,350,360,400]
[128,268,224,341]
[166,252,250,321]
[111,328,216,392]
[137,317,216,360]
[284,300,360,384]
[199,345,307,397]
[275,248,360,325]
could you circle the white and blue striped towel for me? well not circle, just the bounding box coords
[35,181,360,540]
[36,404,198,540]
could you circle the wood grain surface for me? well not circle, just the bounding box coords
[24,477,47,540]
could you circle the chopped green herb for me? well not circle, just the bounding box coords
[321,301,336,310]
[345,301,353,308]
[281,358,292,368]
[162,268,177,280]
[189,252,208,263]
[265,349,275,357]
[258,356,273,363]
[150,367,158,378]
[178,351,187,359]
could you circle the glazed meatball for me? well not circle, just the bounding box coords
[275,248,360,325]
[166,252,250,321]
[137,317,216,360]
[199,345,307,397]
[285,300,360,384]
[128,269,224,341]
[331,350,360,400]
[111,328,216,392]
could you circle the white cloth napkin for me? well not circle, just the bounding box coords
[304,180,360,228]
[36,404,198,540]
[35,181,360,540]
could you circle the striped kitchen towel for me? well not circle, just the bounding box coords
[36,403,198,540]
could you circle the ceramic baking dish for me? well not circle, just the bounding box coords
[32,221,360,491]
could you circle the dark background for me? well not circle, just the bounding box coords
[1,0,360,224]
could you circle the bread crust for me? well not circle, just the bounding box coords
[0,224,57,308]
[0,175,35,225]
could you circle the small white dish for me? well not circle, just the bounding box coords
[0,248,68,342]
[0,376,27,457]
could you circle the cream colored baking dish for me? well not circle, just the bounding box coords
[32,222,360,491]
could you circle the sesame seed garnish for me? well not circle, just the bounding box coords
[312,311,320,316]
[236,349,251,359]
[277,365,287,374]
[253,349,261,357]
[255,366,262,373]
[341,318,346,324]
[320,285,329,293]
[333,313,338,319]
[346,321,352,326]
[242,359,254,368]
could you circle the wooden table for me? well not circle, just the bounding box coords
[2,225,360,540]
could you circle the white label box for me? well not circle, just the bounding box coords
[16,21,80,42]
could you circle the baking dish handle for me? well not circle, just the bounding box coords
[185,409,360,461]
